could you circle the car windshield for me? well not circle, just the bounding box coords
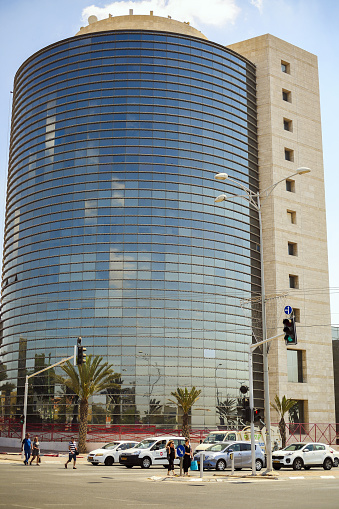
[134,439,157,449]
[102,442,119,450]
[206,442,231,452]
[203,433,226,444]
[283,443,306,451]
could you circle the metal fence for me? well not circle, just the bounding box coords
[1,420,339,446]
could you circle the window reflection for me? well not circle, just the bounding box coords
[2,29,261,427]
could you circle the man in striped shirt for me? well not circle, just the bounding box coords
[65,437,77,469]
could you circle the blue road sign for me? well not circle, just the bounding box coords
[284,305,292,315]
[176,445,185,457]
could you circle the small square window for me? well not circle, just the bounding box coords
[289,274,299,289]
[287,210,296,224]
[282,89,291,102]
[293,308,300,322]
[287,349,303,383]
[286,179,295,192]
[281,60,290,74]
[283,118,293,132]
[288,242,297,256]
[285,148,294,162]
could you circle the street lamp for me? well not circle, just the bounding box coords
[214,167,311,473]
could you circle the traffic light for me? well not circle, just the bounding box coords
[253,408,261,423]
[241,397,251,423]
[240,385,249,395]
[77,337,87,365]
[20,414,24,424]
[283,317,297,345]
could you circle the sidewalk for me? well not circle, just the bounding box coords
[0,451,87,464]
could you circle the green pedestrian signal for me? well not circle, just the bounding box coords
[283,317,297,345]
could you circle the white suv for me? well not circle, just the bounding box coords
[272,442,334,471]
[87,441,138,466]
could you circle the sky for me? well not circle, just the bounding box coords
[0,0,338,324]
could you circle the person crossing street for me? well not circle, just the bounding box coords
[65,437,78,469]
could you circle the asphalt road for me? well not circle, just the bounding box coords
[1,459,339,509]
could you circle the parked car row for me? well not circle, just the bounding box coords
[87,435,264,470]
[87,436,339,472]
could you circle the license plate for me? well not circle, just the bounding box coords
[121,457,127,460]
[273,460,280,463]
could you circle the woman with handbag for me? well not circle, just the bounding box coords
[29,436,40,466]
[183,438,193,476]
[166,440,176,476]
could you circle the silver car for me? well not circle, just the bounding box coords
[194,440,265,472]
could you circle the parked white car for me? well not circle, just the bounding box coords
[119,436,186,469]
[87,440,138,466]
[325,445,339,467]
[272,442,334,471]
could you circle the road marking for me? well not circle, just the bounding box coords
[289,476,305,479]
[321,476,335,479]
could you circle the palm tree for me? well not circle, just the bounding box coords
[271,394,297,448]
[168,387,201,438]
[55,355,119,452]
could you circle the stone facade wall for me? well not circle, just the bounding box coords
[228,34,335,424]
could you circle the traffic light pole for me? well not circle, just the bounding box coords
[21,353,75,459]
[249,332,283,476]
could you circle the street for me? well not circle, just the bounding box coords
[1,457,339,509]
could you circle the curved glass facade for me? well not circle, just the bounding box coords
[1,30,262,426]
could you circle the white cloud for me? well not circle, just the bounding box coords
[82,0,240,28]
[250,0,263,13]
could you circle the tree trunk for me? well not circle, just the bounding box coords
[279,417,286,448]
[78,398,88,453]
[182,412,190,439]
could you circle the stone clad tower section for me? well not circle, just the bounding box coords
[1,16,261,426]
[228,34,335,424]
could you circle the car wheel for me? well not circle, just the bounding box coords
[273,465,282,470]
[125,465,133,468]
[304,466,311,470]
[104,456,114,466]
[255,459,263,472]
[323,457,333,470]
[292,458,303,470]
[91,463,98,466]
[141,457,152,469]
[334,457,339,468]
[216,459,226,471]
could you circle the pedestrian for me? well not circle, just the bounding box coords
[183,438,193,476]
[30,436,40,465]
[166,440,176,476]
[65,436,77,469]
[21,433,31,466]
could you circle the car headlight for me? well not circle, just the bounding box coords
[131,451,140,455]
[95,453,104,456]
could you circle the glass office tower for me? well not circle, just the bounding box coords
[0,24,262,426]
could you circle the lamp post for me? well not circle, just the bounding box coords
[216,363,222,406]
[214,167,310,473]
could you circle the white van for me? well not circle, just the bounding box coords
[194,426,281,454]
[119,436,186,469]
